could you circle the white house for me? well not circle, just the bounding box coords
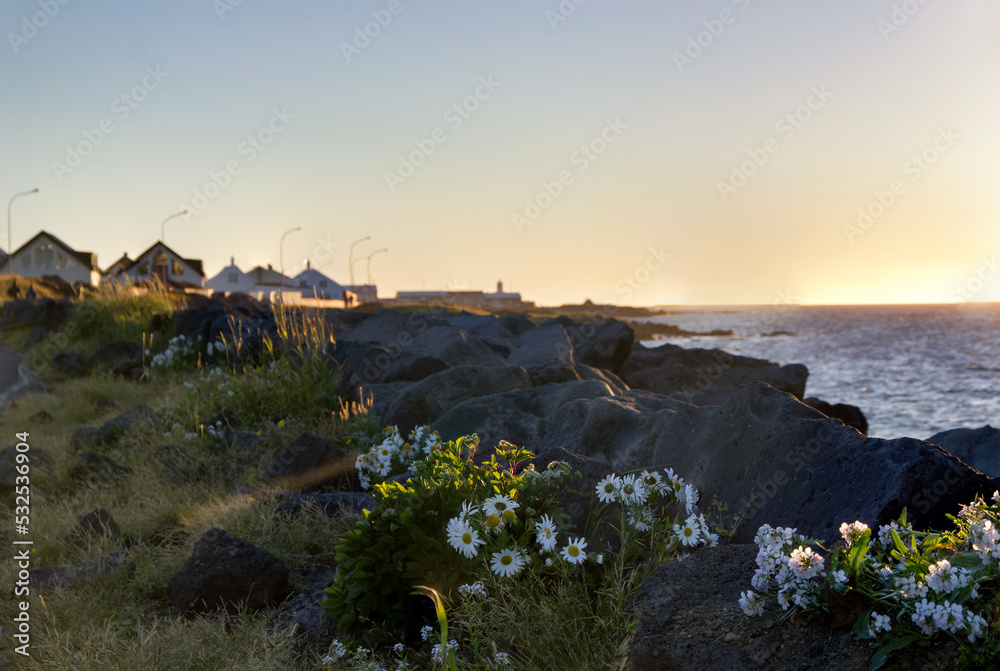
[291,261,343,299]
[0,230,100,286]
[206,258,302,300]
[117,241,205,290]
[100,253,132,285]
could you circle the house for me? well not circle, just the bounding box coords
[0,230,100,286]
[100,253,132,285]
[206,259,299,299]
[483,281,532,310]
[291,261,343,299]
[116,241,205,290]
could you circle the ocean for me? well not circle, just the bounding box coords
[636,304,1000,441]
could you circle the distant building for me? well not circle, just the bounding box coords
[100,253,133,285]
[0,230,100,286]
[292,261,344,299]
[116,241,205,290]
[341,284,379,305]
[392,280,532,311]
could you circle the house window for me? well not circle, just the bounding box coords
[137,262,149,276]
[152,252,168,278]
[35,244,54,269]
[57,253,68,270]
[172,260,184,276]
[227,273,238,284]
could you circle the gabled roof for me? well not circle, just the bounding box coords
[9,230,98,271]
[121,241,205,277]
[102,253,132,277]
[248,265,291,286]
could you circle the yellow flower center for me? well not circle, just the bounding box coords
[486,514,501,528]
[462,532,472,544]
[501,555,513,566]
[684,527,693,537]
[495,502,507,511]
[502,510,517,523]
[568,546,580,557]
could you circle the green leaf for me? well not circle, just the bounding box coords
[868,635,922,671]
[854,608,874,640]
[890,529,907,556]
[948,551,984,569]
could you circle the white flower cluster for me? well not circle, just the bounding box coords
[206,338,232,358]
[444,493,592,577]
[910,598,987,641]
[355,425,442,489]
[149,335,198,370]
[876,520,918,547]
[457,580,487,598]
[745,525,825,614]
[430,639,459,664]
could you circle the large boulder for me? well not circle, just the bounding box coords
[1,297,72,332]
[927,426,1000,477]
[168,527,290,614]
[446,313,534,349]
[805,397,868,435]
[573,318,635,373]
[620,343,809,400]
[370,365,533,431]
[537,382,997,545]
[269,566,341,657]
[432,379,619,453]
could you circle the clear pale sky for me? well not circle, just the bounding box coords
[2,1,998,306]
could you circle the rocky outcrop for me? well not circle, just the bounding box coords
[1,297,72,332]
[70,406,157,451]
[265,431,350,489]
[73,507,122,543]
[536,383,997,545]
[69,451,133,480]
[168,527,290,614]
[269,566,341,657]
[274,492,376,518]
[927,425,1000,477]
[621,343,808,401]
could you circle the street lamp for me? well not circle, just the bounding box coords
[366,248,388,286]
[279,226,302,298]
[160,210,188,244]
[7,188,39,277]
[348,235,371,286]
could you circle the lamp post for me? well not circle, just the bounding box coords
[348,235,371,286]
[160,210,188,244]
[279,226,302,300]
[366,248,388,286]
[7,188,39,277]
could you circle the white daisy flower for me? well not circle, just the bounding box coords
[482,494,520,518]
[561,537,588,564]
[490,549,525,577]
[595,474,621,503]
[674,518,700,547]
[618,474,648,505]
[446,517,486,558]
[535,514,558,551]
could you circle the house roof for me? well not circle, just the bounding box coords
[102,253,132,276]
[121,241,205,277]
[248,265,291,286]
[9,230,99,271]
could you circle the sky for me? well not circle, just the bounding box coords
[1,0,998,307]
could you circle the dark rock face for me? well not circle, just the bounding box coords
[1,297,72,332]
[265,432,349,488]
[74,508,122,542]
[537,383,997,545]
[927,426,1000,477]
[0,445,52,493]
[91,341,144,379]
[168,527,290,614]
[69,452,133,480]
[371,365,533,432]
[574,318,635,373]
[631,545,757,671]
[269,566,341,657]
[274,492,376,518]
[433,379,619,454]
[805,397,868,435]
[621,343,808,400]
